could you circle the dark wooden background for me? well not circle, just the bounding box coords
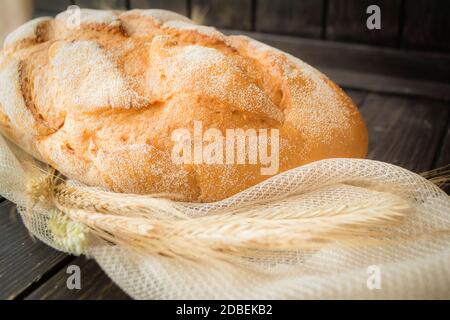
[34,0,450,53]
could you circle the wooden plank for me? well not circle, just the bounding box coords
[223,30,450,101]
[436,123,450,168]
[0,201,70,300]
[435,121,450,193]
[319,67,450,102]
[326,0,402,47]
[130,0,188,16]
[74,0,127,10]
[255,0,324,38]
[191,0,252,30]
[344,89,368,108]
[360,93,449,172]
[34,0,71,17]
[34,0,71,12]
[402,0,450,53]
[25,257,130,300]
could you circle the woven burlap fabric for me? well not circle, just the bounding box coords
[0,133,449,299]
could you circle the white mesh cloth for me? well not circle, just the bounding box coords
[0,133,449,299]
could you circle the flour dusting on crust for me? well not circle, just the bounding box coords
[163,20,225,40]
[4,17,52,50]
[50,40,146,110]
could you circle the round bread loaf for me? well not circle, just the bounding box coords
[0,9,368,202]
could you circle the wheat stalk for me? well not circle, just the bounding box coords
[421,165,450,188]
[54,184,189,220]
[23,165,420,264]
[52,187,410,262]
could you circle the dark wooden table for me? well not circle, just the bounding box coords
[0,31,449,300]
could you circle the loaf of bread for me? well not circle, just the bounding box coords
[0,9,368,202]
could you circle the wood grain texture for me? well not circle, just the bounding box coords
[435,121,450,193]
[0,201,69,300]
[326,0,402,47]
[191,0,252,30]
[255,0,324,38]
[436,123,450,168]
[74,0,127,10]
[402,0,450,53]
[360,93,449,172]
[130,0,188,16]
[25,257,131,300]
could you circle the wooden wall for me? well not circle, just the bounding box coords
[33,0,450,53]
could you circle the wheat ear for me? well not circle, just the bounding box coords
[26,169,411,262]
[54,191,410,262]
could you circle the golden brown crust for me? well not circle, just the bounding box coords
[0,9,368,202]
